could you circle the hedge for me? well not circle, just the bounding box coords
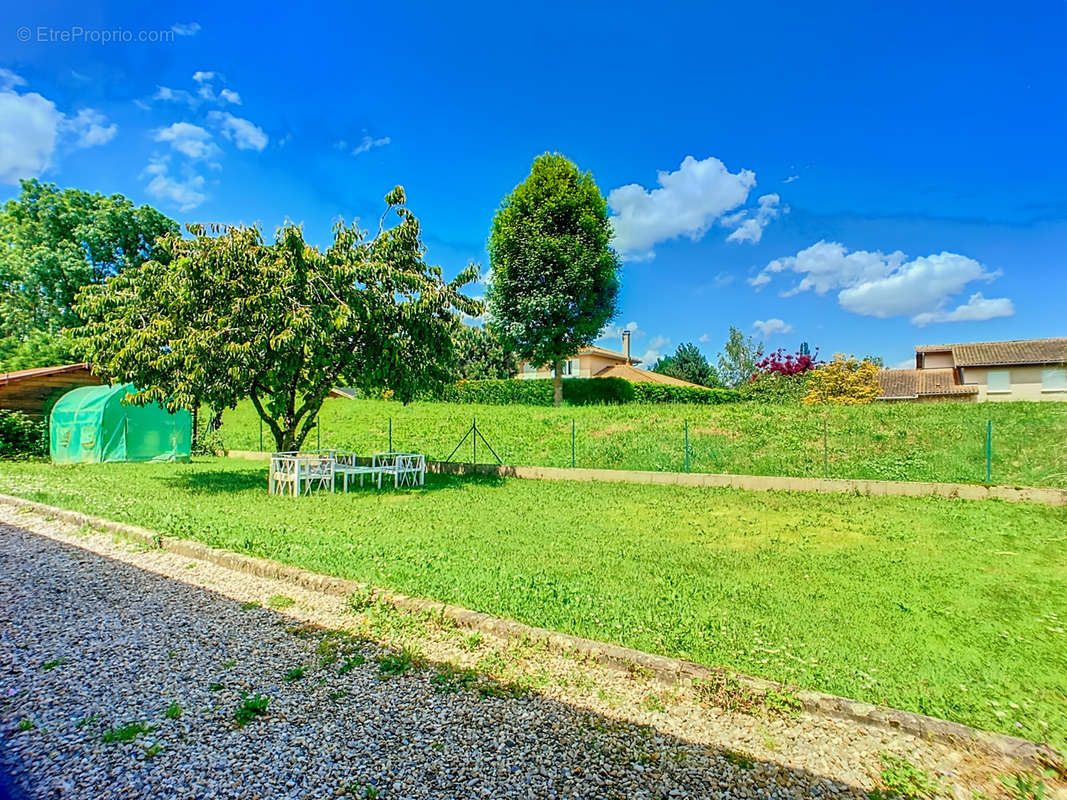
[0,410,47,459]
[437,378,740,406]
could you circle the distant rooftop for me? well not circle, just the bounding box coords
[915,338,1067,367]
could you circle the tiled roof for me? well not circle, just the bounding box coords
[877,368,978,399]
[0,363,91,386]
[593,363,707,388]
[579,345,642,365]
[915,338,1067,367]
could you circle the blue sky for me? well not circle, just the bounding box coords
[2,0,1065,368]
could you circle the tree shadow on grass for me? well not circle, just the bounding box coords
[0,526,896,800]
[163,467,508,496]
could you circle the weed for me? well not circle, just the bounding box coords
[692,673,761,715]
[41,657,66,671]
[338,654,366,675]
[627,662,654,681]
[347,587,377,613]
[75,713,98,730]
[268,594,295,610]
[328,689,348,701]
[461,632,483,652]
[869,753,942,800]
[1000,773,1046,800]
[240,600,259,610]
[208,682,224,692]
[164,701,182,720]
[763,687,803,718]
[376,648,419,678]
[16,718,33,732]
[283,666,306,682]
[233,693,270,726]
[722,749,755,770]
[222,659,236,669]
[431,663,478,694]
[102,722,150,743]
[143,742,163,759]
[641,693,667,713]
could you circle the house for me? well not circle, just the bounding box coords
[516,330,706,388]
[0,363,103,418]
[877,337,1067,402]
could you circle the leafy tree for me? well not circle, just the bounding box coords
[74,187,480,451]
[0,179,177,368]
[755,346,820,376]
[652,342,721,387]
[452,324,516,380]
[487,153,621,406]
[803,354,881,405]
[716,327,764,388]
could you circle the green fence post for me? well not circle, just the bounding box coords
[986,419,992,484]
[388,417,392,452]
[316,419,320,450]
[473,417,477,464]
[259,418,263,452]
[684,419,690,473]
[571,419,575,468]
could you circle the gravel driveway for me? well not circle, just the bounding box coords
[0,510,1032,799]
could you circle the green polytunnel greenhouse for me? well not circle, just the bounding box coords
[49,383,191,464]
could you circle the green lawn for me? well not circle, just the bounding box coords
[1,458,1064,752]
[218,397,1067,487]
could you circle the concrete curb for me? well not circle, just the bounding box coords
[225,450,1067,506]
[0,492,1060,770]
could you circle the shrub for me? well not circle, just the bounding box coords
[803,355,881,405]
[739,372,812,404]
[631,384,740,405]
[439,379,554,406]
[0,410,47,459]
[439,378,740,406]
[562,376,634,405]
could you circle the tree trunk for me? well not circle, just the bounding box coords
[553,360,563,407]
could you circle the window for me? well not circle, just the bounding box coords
[986,369,1011,394]
[522,362,536,375]
[1042,366,1067,393]
[554,359,580,377]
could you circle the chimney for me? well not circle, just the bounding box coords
[622,330,631,364]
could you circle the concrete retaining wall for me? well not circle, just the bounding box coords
[227,450,1067,506]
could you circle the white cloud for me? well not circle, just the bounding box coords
[752,241,1013,325]
[598,320,642,342]
[142,159,206,211]
[698,333,711,344]
[0,75,116,185]
[726,193,782,245]
[608,155,756,261]
[752,318,793,338]
[910,293,1015,327]
[351,134,390,156]
[208,111,268,151]
[783,175,799,184]
[219,88,241,105]
[153,85,197,106]
[0,69,26,91]
[0,87,61,185]
[192,71,216,83]
[640,334,671,365]
[62,109,117,148]
[171,22,201,36]
[154,122,219,159]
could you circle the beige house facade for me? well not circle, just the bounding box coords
[878,337,1067,402]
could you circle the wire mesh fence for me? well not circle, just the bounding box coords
[240,402,1067,489]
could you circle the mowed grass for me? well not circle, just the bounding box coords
[1,458,1064,752]
[219,397,1067,487]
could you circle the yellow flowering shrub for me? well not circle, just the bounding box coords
[803,354,881,405]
